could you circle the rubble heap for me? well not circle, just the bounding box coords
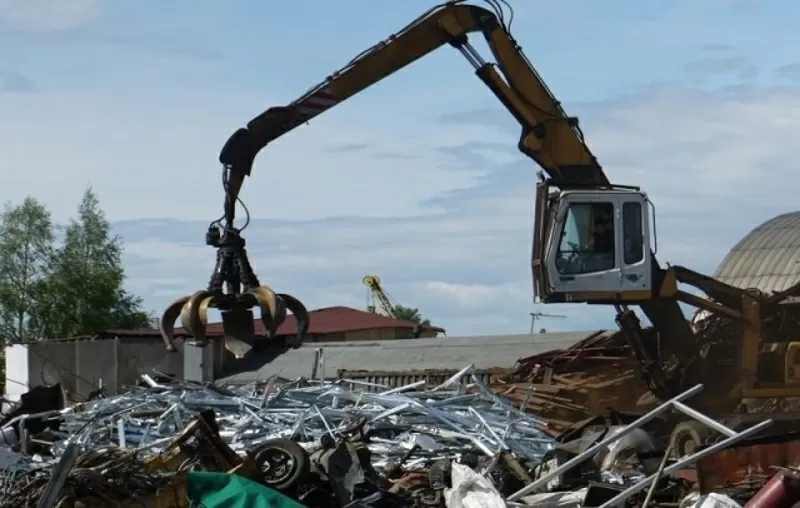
[4,310,800,505]
[1,364,795,507]
[501,308,800,430]
[0,368,558,507]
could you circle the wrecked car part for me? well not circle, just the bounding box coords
[670,420,716,459]
[253,437,310,491]
[574,412,770,506]
[507,383,772,503]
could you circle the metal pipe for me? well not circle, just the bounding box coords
[507,383,704,501]
[641,442,673,507]
[597,418,772,508]
[672,401,736,437]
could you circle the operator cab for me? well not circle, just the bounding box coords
[533,185,653,303]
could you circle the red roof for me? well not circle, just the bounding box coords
[107,306,417,338]
[210,305,416,336]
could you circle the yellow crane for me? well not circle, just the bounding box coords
[362,275,446,337]
[362,275,397,318]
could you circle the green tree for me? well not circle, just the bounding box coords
[0,197,54,341]
[30,188,149,337]
[392,304,431,325]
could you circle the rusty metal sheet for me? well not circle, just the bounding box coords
[697,433,800,493]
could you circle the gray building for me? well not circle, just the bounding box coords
[218,330,603,386]
[3,330,601,401]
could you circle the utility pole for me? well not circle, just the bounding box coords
[529,311,566,333]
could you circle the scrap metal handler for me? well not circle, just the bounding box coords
[161,0,593,359]
[159,0,800,420]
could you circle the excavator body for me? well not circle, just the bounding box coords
[532,177,800,402]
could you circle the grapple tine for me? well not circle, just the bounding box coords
[246,286,287,339]
[159,295,190,351]
[220,304,257,359]
[277,293,310,348]
[179,290,214,344]
[162,167,310,359]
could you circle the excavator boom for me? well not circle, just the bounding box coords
[219,1,607,189]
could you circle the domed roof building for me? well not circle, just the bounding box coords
[713,212,800,294]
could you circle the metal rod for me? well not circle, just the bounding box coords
[641,442,673,507]
[507,383,704,501]
[379,380,425,396]
[597,418,772,508]
[672,401,737,437]
[36,442,81,508]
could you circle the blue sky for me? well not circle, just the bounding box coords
[2,0,800,336]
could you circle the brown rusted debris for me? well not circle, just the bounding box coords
[697,432,800,494]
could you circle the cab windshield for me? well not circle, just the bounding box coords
[555,202,615,274]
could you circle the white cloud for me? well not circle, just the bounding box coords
[0,86,493,223]
[0,0,101,31]
[424,282,528,310]
[113,83,800,336]
[3,0,799,336]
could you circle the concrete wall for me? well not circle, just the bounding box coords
[3,328,424,400]
[3,337,224,400]
[4,344,29,403]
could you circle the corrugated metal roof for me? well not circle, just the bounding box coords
[218,330,604,384]
[713,211,800,293]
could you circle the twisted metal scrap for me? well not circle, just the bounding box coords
[0,449,173,508]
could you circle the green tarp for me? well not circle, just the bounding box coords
[186,471,307,508]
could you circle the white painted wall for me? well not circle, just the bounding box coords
[4,344,30,403]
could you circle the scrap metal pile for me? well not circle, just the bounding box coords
[499,307,800,432]
[0,369,555,507]
[0,447,175,506]
[1,367,778,507]
[499,330,659,432]
[5,305,800,507]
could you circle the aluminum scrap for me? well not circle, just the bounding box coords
[13,367,555,470]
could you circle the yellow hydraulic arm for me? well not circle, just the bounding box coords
[218,1,609,190]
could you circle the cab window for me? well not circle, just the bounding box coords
[556,202,615,274]
[622,202,644,265]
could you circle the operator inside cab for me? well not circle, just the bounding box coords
[589,211,614,255]
[555,203,616,274]
[583,208,615,272]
